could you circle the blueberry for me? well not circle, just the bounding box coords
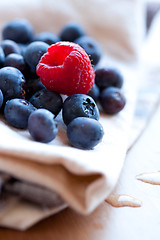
[67,117,104,149]
[4,53,27,74]
[24,41,49,74]
[18,43,27,57]
[0,67,25,102]
[60,22,85,42]
[0,47,5,68]
[75,36,101,66]
[87,84,100,102]
[28,109,58,143]
[24,77,45,100]
[4,98,36,129]
[99,87,126,115]
[1,40,21,56]
[29,89,63,116]
[95,68,123,91]
[2,18,34,44]
[0,90,4,109]
[62,94,99,125]
[33,32,60,45]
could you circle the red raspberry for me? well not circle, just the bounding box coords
[36,42,95,95]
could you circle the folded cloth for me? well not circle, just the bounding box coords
[0,0,146,230]
[1,174,65,208]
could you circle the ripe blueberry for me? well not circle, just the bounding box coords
[4,53,27,74]
[28,109,58,143]
[29,88,63,116]
[4,98,36,129]
[0,47,5,68]
[62,94,99,125]
[33,32,60,45]
[24,41,49,74]
[0,67,25,102]
[67,117,104,149]
[75,36,101,66]
[0,90,4,109]
[99,86,126,115]
[1,40,21,56]
[95,67,123,91]
[87,83,100,102]
[60,22,85,42]
[18,43,27,57]
[2,18,34,44]
[24,77,45,100]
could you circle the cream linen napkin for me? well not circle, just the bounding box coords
[128,1,160,148]
[0,0,145,230]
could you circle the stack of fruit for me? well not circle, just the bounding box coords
[0,18,126,150]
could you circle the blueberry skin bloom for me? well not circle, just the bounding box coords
[24,41,49,74]
[4,53,27,74]
[29,89,63,116]
[0,67,25,102]
[1,40,21,56]
[87,83,100,102]
[33,32,60,45]
[4,98,36,129]
[28,109,58,143]
[95,68,123,91]
[67,117,104,149]
[25,77,45,100]
[60,22,85,42]
[75,36,101,66]
[99,86,126,115]
[0,47,5,68]
[62,94,99,126]
[2,18,34,44]
[0,90,4,109]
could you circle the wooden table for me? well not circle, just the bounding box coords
[1,105,160,240]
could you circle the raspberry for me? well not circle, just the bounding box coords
[36,42,95,95]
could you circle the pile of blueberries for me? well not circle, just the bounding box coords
[0,18,126,150]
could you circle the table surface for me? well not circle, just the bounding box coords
[1,104,160,240]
